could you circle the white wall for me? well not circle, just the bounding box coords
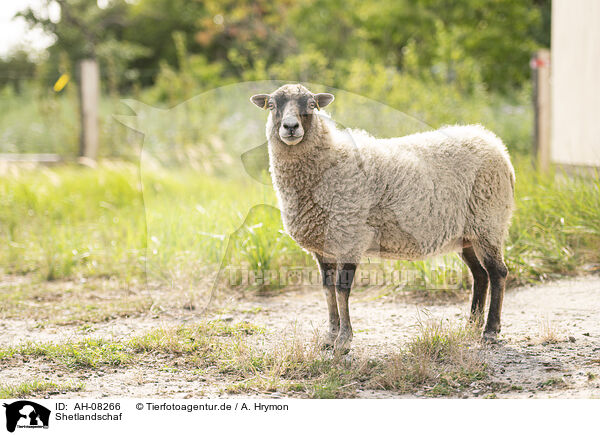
[552,0,600,167]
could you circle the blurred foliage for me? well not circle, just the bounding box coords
[18,0,130,61]
[17,0,149,91]
[0,0,549,158]
[137,0,550,92]
[4,0,550,93]
[0,50,37,92]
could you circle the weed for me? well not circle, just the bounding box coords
[0,380,84,399]
[540,377,567,389]
[374,319,486,396]
[537,317,561,344]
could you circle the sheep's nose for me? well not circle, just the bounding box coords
[282,118,300,131]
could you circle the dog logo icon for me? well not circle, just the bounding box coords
[3,401,51,432]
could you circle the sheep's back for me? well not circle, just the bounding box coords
[358,124,514,258]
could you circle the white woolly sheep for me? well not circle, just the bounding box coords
[251,84,515,351]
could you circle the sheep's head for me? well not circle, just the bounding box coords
[250,84,334,146]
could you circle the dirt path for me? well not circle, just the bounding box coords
[2,276,600,398]
[235,275,600,398]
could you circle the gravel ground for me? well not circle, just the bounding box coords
[2,275,600,398]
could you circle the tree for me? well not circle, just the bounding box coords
[19,0,149,158]
[19,0,149,91]
[0,50,37,93]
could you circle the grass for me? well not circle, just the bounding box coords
[0,380,84,399]
[537,317,562,345]
[0,163,147,282]
[372,320,486,396]
[0,319,486,398]
[507,162,600,285]
[0,162,315,288]
[0,86,136,159]
[1,159,598,294]
[0,338,134,368]
[0,321,263,369]
[0,277,152,325]
[540,377,568,389]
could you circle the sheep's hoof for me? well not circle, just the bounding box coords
[482,330,499,344]
[334,345,351,355]
[321,331,338,350]
[333,333,353,354]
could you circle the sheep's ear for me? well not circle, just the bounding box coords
[315,93,334,109]
[250,94,270,109]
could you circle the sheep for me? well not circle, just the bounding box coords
[250,84,515,351]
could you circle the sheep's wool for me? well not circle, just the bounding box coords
[267,103,515,265]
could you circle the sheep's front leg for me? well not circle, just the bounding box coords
[335,263,357,353]
[316,255,339,348]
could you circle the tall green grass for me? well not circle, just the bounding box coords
[140,167,313,288]
[507,162,600,284]
[0,163,145,281]
[0,85,137,159]
[0,161,598,289]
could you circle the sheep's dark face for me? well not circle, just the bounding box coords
[251,84,334,146]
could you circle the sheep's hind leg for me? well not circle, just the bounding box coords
[461,244,489,326]
[473,241,508,341]
[334,263,357,353]
[316,255,339,349]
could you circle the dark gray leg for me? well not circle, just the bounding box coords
[335,263,357,352]
[461,245,489,326]
[315,254,339,348]
[473,242,508,340]
[483,255,508,339]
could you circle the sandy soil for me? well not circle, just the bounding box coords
[2,276,600,398]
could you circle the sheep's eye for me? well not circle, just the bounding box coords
[309,101,316,109]
[267,102,275,110]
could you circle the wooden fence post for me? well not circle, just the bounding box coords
[79,59,100,161]
[532,49,551,172]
